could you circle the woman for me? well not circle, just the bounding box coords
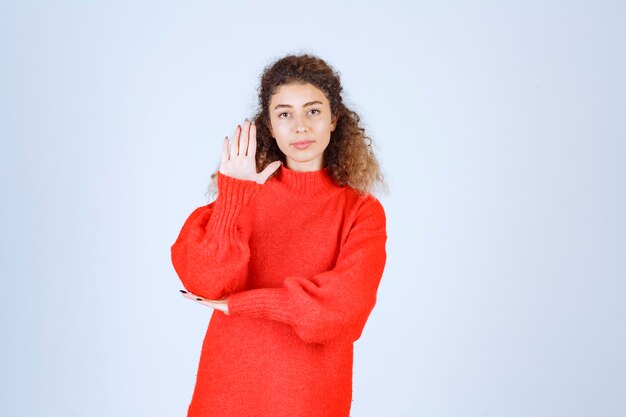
[171,53,388,417]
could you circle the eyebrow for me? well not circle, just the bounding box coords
[273,100,323,110]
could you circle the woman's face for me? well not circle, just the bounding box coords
[268,82,337,172]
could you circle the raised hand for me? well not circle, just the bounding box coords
[220,119,282,184]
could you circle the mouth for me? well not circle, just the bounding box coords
[292,140,314,149]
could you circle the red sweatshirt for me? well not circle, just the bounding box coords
[171,163,387,417]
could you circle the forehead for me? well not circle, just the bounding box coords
[269,82,329,106]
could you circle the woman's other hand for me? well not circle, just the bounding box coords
[220,119,282,185]
[180,289,229,315]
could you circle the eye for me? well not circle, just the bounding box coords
[309,109,321,115]
[278,112,289,118]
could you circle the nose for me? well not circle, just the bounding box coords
[295,115,308,133]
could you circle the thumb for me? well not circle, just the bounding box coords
[257,161,282,184]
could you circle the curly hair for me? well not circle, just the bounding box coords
[206,52,388,201]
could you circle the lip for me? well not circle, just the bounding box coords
[292,140,314,149]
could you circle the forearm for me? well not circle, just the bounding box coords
[171,172,262,299]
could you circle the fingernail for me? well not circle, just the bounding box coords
[251,120,255,125]
[180,289,187,293]
[196,298,202,301]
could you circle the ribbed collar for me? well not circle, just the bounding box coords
[273,164,339,196]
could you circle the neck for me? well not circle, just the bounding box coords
[285,159,324,173]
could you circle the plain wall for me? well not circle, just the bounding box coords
[1,1,624,416]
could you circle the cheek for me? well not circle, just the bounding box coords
[314,117,332,132]
[271,125,291,148]
[317,113,332,126]
[272,124,289,140]
[270,118,285,132]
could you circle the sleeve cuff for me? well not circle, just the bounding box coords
[207,171,262,238]
[226,287,293,323]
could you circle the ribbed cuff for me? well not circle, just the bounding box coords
[226,287,293,323]
[207,172,262,238]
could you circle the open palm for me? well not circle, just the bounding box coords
[220,119,281,184]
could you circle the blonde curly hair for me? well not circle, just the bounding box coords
[206,53,388,201]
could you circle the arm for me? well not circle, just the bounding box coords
[226,196,388,346]
[170,171,262,300]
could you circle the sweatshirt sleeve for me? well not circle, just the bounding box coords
[170,171,263,300]
[225,196,388,346]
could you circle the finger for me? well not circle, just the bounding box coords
[240,120,251,157]
[221,136,229,165]
[200,300,224,311]
[197,300,222,311]
[248,122,257,157]
[181,290,205,302]
[190,295,210,304]
[257,160,282,184]
[181,292,198,301]
[180,289,195,297]
[230,124,240,157]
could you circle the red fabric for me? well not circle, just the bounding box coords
[171,164,387,417]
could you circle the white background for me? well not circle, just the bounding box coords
[1,1,624,416]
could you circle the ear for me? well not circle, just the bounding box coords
[330,114,338,132]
